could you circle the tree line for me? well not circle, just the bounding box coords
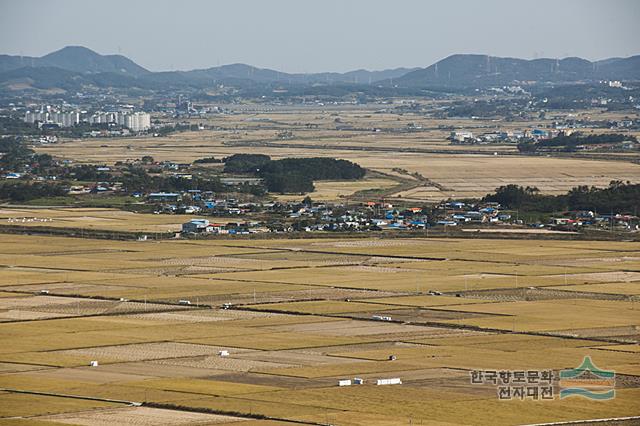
[483,182,640,214]
[222,154,365,193]
[0,181,68,202]
[518,132,636,153]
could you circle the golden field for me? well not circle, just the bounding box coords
[0,232,638,425]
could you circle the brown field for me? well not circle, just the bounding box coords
[0,207,224,233]
[0,232,639,425]
[35,406,246,426]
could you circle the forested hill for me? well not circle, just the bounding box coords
[393,54,640,88]
[1,46,639,93]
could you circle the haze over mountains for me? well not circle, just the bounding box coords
[0,46,638,92]
[395,54,640,87]
[0,46,150,77]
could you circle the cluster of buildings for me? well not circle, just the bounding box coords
[551,211,639,231]
[88,111,151,132]
[149,192,255,217]
[449,129,560,145]
[602,80,624,89]
[181,219,268,235]
[24,110,80,127]
[434,201,509,226]
[23,107,151,132]
[175,196,640,236]
[175,198,514,236]
[449,130,528,144]
[173,95,221,117]
[551,118,637,131]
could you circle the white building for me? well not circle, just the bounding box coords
[450,131,474,142]
[49,112,80,127]
[89,112,116,125]
[376,378,402,386]
[25,111,80,127]
[24,111,48,124]
[115,112,127,126]
[182,219,212,233]
[125,112,151,132]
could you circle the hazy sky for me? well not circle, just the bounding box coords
[1,0,638,73]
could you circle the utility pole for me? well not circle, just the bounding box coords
[610,209,614,233]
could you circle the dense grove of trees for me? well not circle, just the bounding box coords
[446,100,526,118]
[0,181,67,202]
[223,154,366,193]
[0,137,55,174]
[566,182,640,213]
[483,182,640,214]
[483,185,565,212]
[516,141,538,153]
[0,137,23,152]
[0,117,40,136]
[538,133,634,148]
[518,133,636,153]
[223,154,271,173]
[262,172,314,193]
[193,156,223,164]
[259,158,365,193]
[259,158,365,181]
[0,137,34,170]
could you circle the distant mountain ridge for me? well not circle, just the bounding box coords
[0,46,150,77]
[0,46,638,92]
[41,46,150,76]
[149,64,419,85]
[393,54,640,87]
[0,46,416,88]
